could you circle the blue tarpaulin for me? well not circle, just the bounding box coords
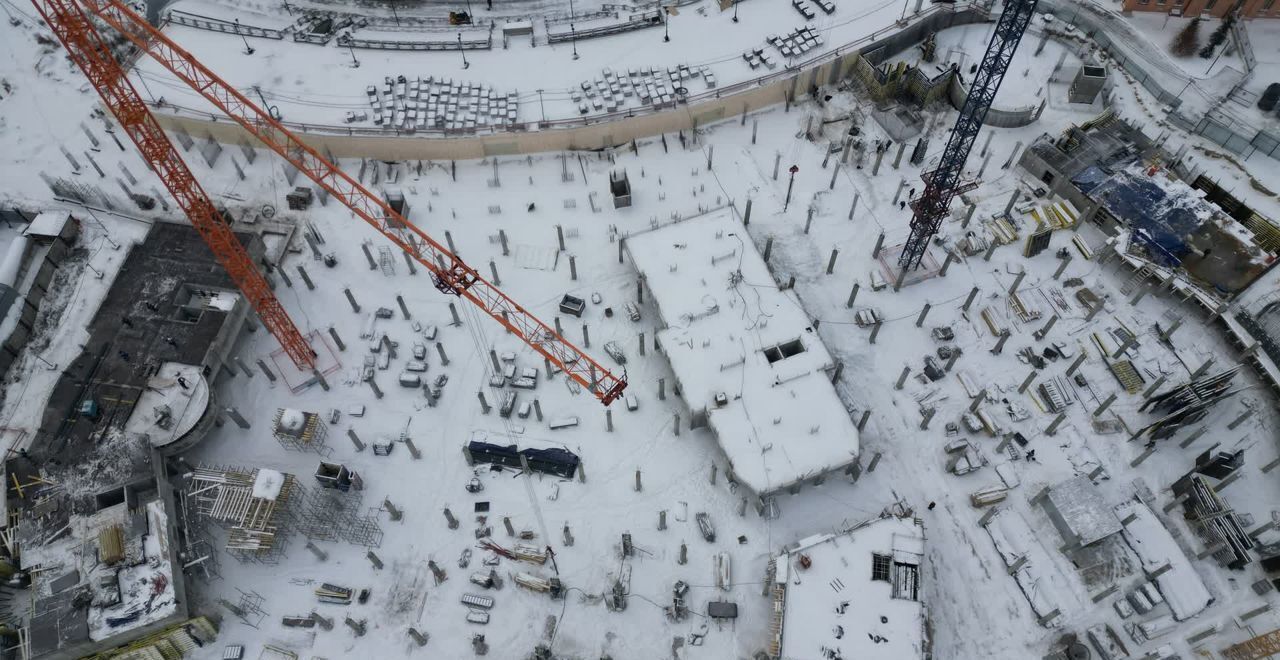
[1087,169,1207,266]
[1070,165,1111,195]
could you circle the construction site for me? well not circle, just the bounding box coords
[0,0,1279,657]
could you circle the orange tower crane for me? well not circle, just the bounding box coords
[32,0,627,405]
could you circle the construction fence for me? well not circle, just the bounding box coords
[1039,0,1280,161]
[1168,109,1280,160]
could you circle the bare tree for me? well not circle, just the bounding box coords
[1170,17,1202,58]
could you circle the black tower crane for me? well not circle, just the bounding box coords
[898,0,1041,271]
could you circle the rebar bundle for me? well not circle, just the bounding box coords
[1175,474,1254,569]
[1134,368,1241,440]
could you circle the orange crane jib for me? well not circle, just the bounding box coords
[32,0,626,405]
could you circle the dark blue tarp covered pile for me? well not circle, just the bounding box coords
[468,440,579,479]
[1087,168,1207,267]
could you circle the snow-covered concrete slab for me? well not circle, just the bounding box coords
[774,515,927,660]
[1115,500,1212,621]
[124,362,211,449]
[86,500,180,641]
[1040,475,1123,547]
[626,210,858,495]
[984,508,1079,627]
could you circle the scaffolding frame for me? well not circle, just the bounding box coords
[271,409,332,456]
[293,487,383,548]
[186,464,303,564]
[216,589,267,629]
[175,483,223,582]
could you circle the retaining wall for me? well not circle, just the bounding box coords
[947,78,1045,128]
[0,222,80,379]
[153,6,988,159]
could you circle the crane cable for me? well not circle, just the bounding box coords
[456,278,553,549]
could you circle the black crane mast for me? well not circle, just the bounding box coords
[898,0,1041,270]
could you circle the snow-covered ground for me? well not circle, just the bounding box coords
[136,0,927,126]
[626,211,861,496]
[165,103,1279,658]
[1116,9,1280,135]
[2,2,1279,660]
[886,19,1086,112]
[1121,11,1246,81]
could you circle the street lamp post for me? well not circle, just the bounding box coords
[390,2,401,25]
[459,33,470,69]
[234,19,254,54]
[568,0,579,59]
[663,6,670,42]
[733,0,739,22]
[253,86,280,120]
[784,165,799,211]
[348,42,360,67]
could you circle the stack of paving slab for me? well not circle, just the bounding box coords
[570,65,712,115]
[361,76,517,130]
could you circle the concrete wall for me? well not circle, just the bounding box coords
[154,6,989,160]
[156,384,220,456]
[150,448,191,622]
[0,285,40,376]
[202,290,250,380]
[848,55,956,106]
[1015,139,1101,214]
[0,223,80,378]
[947,76,1045,128]
[158,64,796,160]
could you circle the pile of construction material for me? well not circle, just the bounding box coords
[1136,368,1240,440]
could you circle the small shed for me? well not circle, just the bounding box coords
[1068,63,1108,104]
[23,211,77,245]
[1039,475,1122,549]
[315,462,362,491]
[609,170,632,209]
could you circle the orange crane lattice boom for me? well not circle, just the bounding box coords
[31,0,316,369]
[33,0,626,405]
